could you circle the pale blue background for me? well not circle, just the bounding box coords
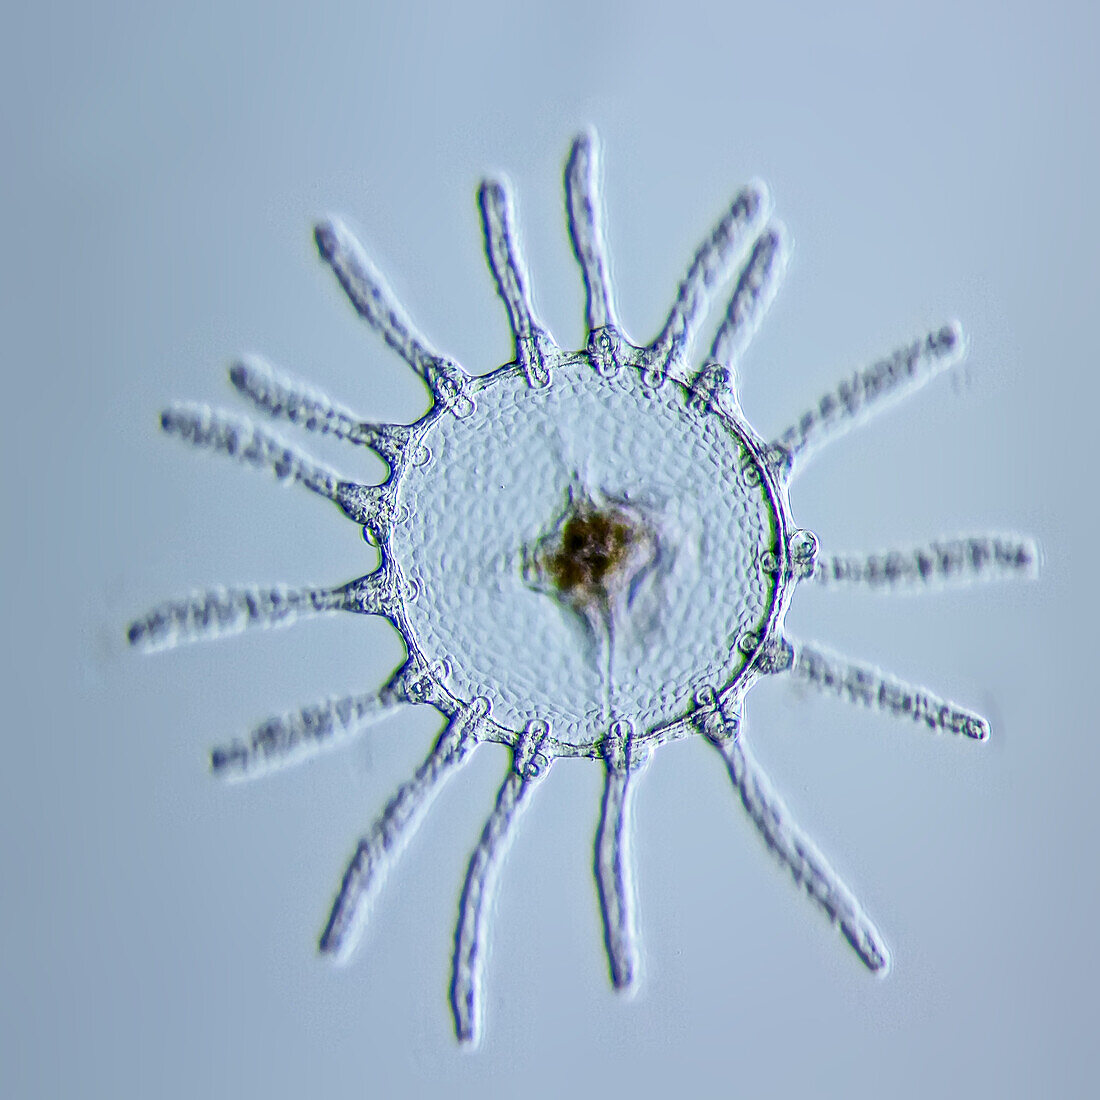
[2,1,1095,1096]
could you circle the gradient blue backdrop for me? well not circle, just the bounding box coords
[2,2,1093,1096]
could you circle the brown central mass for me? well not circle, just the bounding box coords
[546,510,638,598]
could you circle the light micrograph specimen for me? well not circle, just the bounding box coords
[130,132,1039,1046]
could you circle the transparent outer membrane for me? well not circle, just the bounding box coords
[390,350,786,755]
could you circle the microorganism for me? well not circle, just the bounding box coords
[129,132,1040,1045]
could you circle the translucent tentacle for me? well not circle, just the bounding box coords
[160,404,397,535]
[161,403,344,498]
[595,720,648,990]
[694,695,890,973]
[478,179,553,387]
[813,534,1040,590]
[687,224,787,419]
[314,217,449,375]
[771,323,966,473]
[707,221,789,368]
[789,638,990,740]
[126,572,395,652]
[565,129,618,333]
[319,699,488,961]
[228,355,411,467]
[649,182,770,376]
[451,720,552,1046]
[211,684,403,780]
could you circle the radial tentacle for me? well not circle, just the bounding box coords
[595,720,649,990]
[812,534,1041,590]
[228,355,413,469]
[789,638,990,740]
[707,221,789,369]
[451,720,552,1046]
[161,403,343,499]
[688,221,789,418]
[211,683,404,780]
[319,699,488,962]
[565,129,619,334]
[694,693,890,973]
[770,323,967,475]
[314,217,474,418]
[648,181,771,381]
[160,404,400,539]
[125,571,399,653]
[478,179,554,387]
